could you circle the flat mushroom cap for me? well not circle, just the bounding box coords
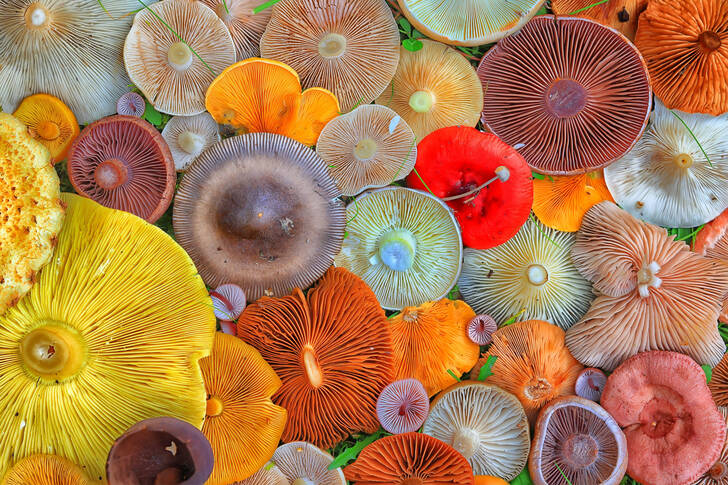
[529,396,628,485]
[235,462,289,485]
[316,104,417,196]
[710,354,728,407]
[273,442,345,485]
[423,381,531,480]
[601,351,727,485]
[605,99,728,228]
[162,112,221,172]
[173,133,345,301]
[695,407,728,485]
[198,0,272,61]
[458,218,594,329]
[694,209,728,323]
[566,202,728,370]
[259,0,400,112]
[376,378,430,435]
[550,0,647,40]
[67,115,176,223]
[334,187,462,310]
[478,15,651,175]
[575,368,608,402]
[124,0,236,116]
[2,454,92,485]
[12,93,79,163]
[375,40,483,140]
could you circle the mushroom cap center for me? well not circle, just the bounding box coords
[375,229,417,272]
[526,264,549,286]
[95,158,129,190]
[354,138,378,161]
[452,428,480,459]
[168,41,193,70]
[402,478,425,485]
[545,79,587,118]
[409,90,435,113]
[25,3,49,28]
[710,462,728,480]
[302,345,324,388]
[674,153,694,169]
[318,32,348,58]
[36,120,61,141]
[206,396,224,417]
[20,323,86,380]
[561,433,599,469]
[639,395,679,439]
[524,377,553,400]
[215,183,293,241]
[700,31,722,51]
[178,130,206,155]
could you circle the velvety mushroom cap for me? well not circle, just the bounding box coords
[173,133,345,301]
[236,462,289,485]
[694,209,728,323]
[199,0,272,61]
[259,0,400,112]
[162,112,221,172]
[12,93,79,163]
[601,351,727,485]
[478,15,651,175]
[210,284,246,321]
[67,115,176,223]
[550,0,647,40]
[468,315,498,346]
[117,92,146,118]
[695,407,728,485]
[710,354,728,407]
[2,454,92,485]
[273,442,346,485]
[575,368,607,402]
[529,396,628,485]
[124,0,236,116]
[377,378,429,434]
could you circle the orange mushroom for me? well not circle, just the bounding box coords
[694,208,728,323]
[709,353,728,407]
[551,0,647,40]
[12,93,79,164]
[2,454,92,485]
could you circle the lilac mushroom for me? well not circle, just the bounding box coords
[210,284,246,321]
[468,315,498,346]
[575,368,607,402]
[376,378,429,434]
[117,92,146,117]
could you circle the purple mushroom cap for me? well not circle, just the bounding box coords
[575,367,607,402]
[117,92,146,118]
[210,283,246,321]
[468,314,498,346]
[376,378,429,434]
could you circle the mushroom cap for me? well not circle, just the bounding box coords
[458,218,594,329]
[210,284,246,321]
[601,351,727,485]
[334,187,462,310]
[117,92,146,118]
[710,354,728,407]
[550,0,647,40]
[474,478,510,485]
[1,454,92,485]
[205,58,340,146]
[235,462,289,485]
[106,417,215,485]
[316,104,417,196]
[566,201,728,370]
[423,381,531,480]
[200,332,287,484]
[529,396,628,485]
[12,93,79,163]
[0,194,216,481]
[635,0,728,115]
[67,115,176,223]
[273,442,346,485]
[375,40,483,140]
[575,368,608,402]
[605,98,728,228]
[467,315,498,346]
[695,407,728,485]
[237,267,394,449]
[478,15,651,175]
[173,133,345,302]
[694,209,728,323]
[198,0,272,61]
[405,126,533,249]
[396,0,544,46]
[472,320,584,425]
[0,0,141,124]
[259,0,400,112]
[376,378,429,435]
[0,113,64,316]
[124,0,236,116]
[344,432,475,484]
[161,112,221,172]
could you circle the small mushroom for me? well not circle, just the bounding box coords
[236,462,289,485]
[12,93,79,163]
[116,92,146,118]
[199,0,272,61]
[709,354,728,407]
[2,454,93,485]
[210,284,246,321]
[695,407,728,485]
[162,113,221,172]
[550,0,647,40]
[273,442,346,485]
[574,368,607,402]
[694,209,728,323]
[467,315,498,346]
[376,378,429,434]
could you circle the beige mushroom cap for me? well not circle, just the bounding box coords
[199,0,272,61]
[273,442,345,485]
[162,112,221,171]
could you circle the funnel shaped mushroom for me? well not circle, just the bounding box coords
[377,378,429,434]
[237,462,289,485]
[199,0,272,61]
[2,455,92,485]
[695,209,728,323]
[566,202,728,370]
[529,396,628,485]
[696,407,728,485]
[551,0,646,40]
[710,354,728,407]
[274,442,345,485]
[12,93,79,164]
[478,15,651,175]
[468,315,498,346]
[162,112,221,172]
[210,284,246,321]
[575,368,607,402]
[601,351,727,485]
[423,381,531,480]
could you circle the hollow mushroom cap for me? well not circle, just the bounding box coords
[601,351,727,485]
[458,218,594,329]
[162,112,221,172]
[550,0,647,40]
[710,354,728,407]
[236,462,289,485]
[575,368,608,402]
[694,209,728,323]
[173,133,345,302]
[566,201,728,370]
[695,407,728,485]
[67,115,176,223]
[334,187,462,310]
[259,0,400,113]
[198,0,272,61]
[376,378,429,434]
[12,93,79,164]
[124,0,236,116]
[478,15,651,175]
[273,442,346,485]
[375,40,483,140]
[529,396,628,485]
[468,315,498,346]
[0,194,216,481]
[1,454,92,485]
[316,104,417,196]
[117,92,146,118]
[210,284,246,321]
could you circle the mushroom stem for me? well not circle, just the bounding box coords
[710,462,728,480]
[374,229,417,272]
[524,377,553,400]
[700,31,722,51]
[20,324,86,380]
[167,41,194,70]
[673,153,694,168]
[451,428,480,459]
[637,261,662,298]
[318,33,348,58]
[401,479,425,485]
[302,345,324,388]
[526,264,549,286]
[442,166,511,202]
[25,4,49,28]
[35,121,61,141]
[409,90,435,113]
[291,479,316,485]
[561,433,599,468]
[353,138,378,161]
[206,396,224,417]
[178,131,206,155]
[94,159,129,190]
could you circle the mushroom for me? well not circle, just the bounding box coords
[162,112,221,172]
[458,218,593,329]
[106,417,215,485]
[124,0,236,116]
[259,0,400,112]
[375,40,483,140]
[210,284,246,321]
[173,133,345,301]
[474,478,509,485]
[709,354,728,407]
[696,407,728,485]
[575,368,607,402]
[376,378,429,434]
[12,93,79,164]
[334,187,462,310]
[405,126,533,249]
[273,442,346,485]
[601,351,727,485]
[198,0,272,61]
[237,267,394,449]
[200,332,287,484]
[66,115,176,223]
[467,315,498,346]
[423,381,531,480]
[550,0,647,40]
[529,396,628,485]
[472,320,584,425]
[237,462,289,485]
[117,92,146,118]
[566,202,728,370]
[694,209,728,323]
[316,104,417,196]
[605,98,728,228]
[0,194,216,480]
[478,15,651,175]
[344,432,475,484]
[2,454,92,485]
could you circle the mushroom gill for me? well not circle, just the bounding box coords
[199,0,272,61]
[273,442,346,485]
[376,378,429,435]
[696,407,728,485]
[12,93,79,164]
[2,455,92,485]
[710,354,728,407]
[162,112,221,172]
[550,0,647,40]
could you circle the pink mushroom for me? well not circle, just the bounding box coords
[467,315,498,346]
[376,378,429,434]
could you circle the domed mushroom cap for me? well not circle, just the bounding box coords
[199,0,272,61]
[162,112,221,172]
[334,187,462,310]
[601,351,727,485]
[117,92,146,118]
[478,15,651,175]
[67,115,176,223]
[375,41,483,140]
[124,0,236,116]
[529,396,627,485]
[273,442,345,485]
[575,368,607,402]
[694,209,728,323]
[551,0,647,40]
[210,284,246,321]
[259,0,400,112]
[695,407,728,485]
[235,462,289,485]
[2,454,92,485]
[468,315,498,346]
[12,93,79,164]
[377,378,429,434]
[709,354,728,407]
[174,133,345,301]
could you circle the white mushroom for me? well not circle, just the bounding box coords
[162,112,221,171]
[273,442,345,485]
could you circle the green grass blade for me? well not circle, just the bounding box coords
[254,0,281,13]
[567,0,609,15]
[670,109,712,167]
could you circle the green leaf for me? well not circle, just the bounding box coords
[328,431,385,470]
[447,285,460,300]
[477,356,497,381]
[397,17,412,36]
[142,101,162,126]
[510,467,534,485]
[531,171,546,180]
[402,38,423,52]
[703,364,713,383]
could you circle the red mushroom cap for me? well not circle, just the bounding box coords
[406,126,533,249]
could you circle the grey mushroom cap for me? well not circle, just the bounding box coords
[162,112,221,171]
[273,442,345,485]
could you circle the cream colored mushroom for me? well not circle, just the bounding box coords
[162,113,221,171]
